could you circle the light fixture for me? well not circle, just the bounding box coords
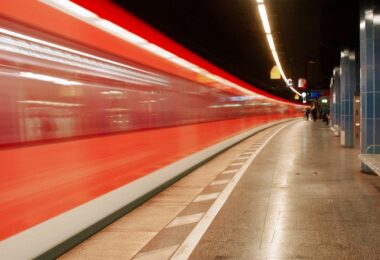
[258,4,271,34]
[266,34,275,51]
[256,0,301,96]
[365,9,373,20]
[374,14,380,25]
[360,21,365,30]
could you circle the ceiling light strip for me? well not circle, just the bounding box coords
[256,0,301,96]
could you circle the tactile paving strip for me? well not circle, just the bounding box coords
[132,131,278,260]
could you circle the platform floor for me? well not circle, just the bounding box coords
[61,120,380,259]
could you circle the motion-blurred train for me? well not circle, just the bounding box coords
[0,0,303,258]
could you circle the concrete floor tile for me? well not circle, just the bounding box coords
[63,121,380,259]
[203,225,263,243]
[189,239,261,259]
[318,243,354,259]
[259,242,295,258]
[293,243,325,259]
[133,245,178,260]
[193,192,220,202]
[105,204,185,232]
[166,212,203,228]
[177,201,214,216]
[61,125,273,259]
[210,179,230,186]
[141,224,195,252]
[264,220,298,231]
[191,121,380,258]
[59,231,156,259]
[149,186,204,204]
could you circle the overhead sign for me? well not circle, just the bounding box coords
[301,92,307,103]
[309,91,320,99]
[298,78,307,88]
[270,66,281,79]
[287,78,293,87]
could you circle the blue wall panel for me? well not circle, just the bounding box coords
[360,1,380,171]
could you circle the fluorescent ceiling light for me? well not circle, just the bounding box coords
[340,50,349,58]
[290,86,301,96]
[349,52,355,60]
[256,1,302,97]
[266,34,275,51]
[258,4,271,34]
[272,51,280,66]
[365,9,373,20]
[360,21,365,30]
[374,15,380,25]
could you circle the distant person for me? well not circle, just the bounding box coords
[304,108,310,121]
[311,106,317,121]
[322,108,330,126]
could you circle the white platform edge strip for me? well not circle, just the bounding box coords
[210,179,230,186]
[134,245,179,260]
[0,119,296,259]
[170,121,293,260]
[166,213,204,228]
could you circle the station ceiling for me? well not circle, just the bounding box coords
[113,0,359,100]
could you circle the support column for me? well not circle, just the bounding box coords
[331,67,341,131]
[360,1,380,171]
[340,50,357,147]
[330,77,334,126]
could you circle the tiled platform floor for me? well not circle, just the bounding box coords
[190,121,380,259]
[60,121,284,259]
[61,121,380,259]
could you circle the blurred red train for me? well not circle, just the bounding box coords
[0,0,303,258]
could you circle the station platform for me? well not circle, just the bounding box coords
[60,120,380,259]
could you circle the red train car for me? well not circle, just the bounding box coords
[0,0,303,258]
